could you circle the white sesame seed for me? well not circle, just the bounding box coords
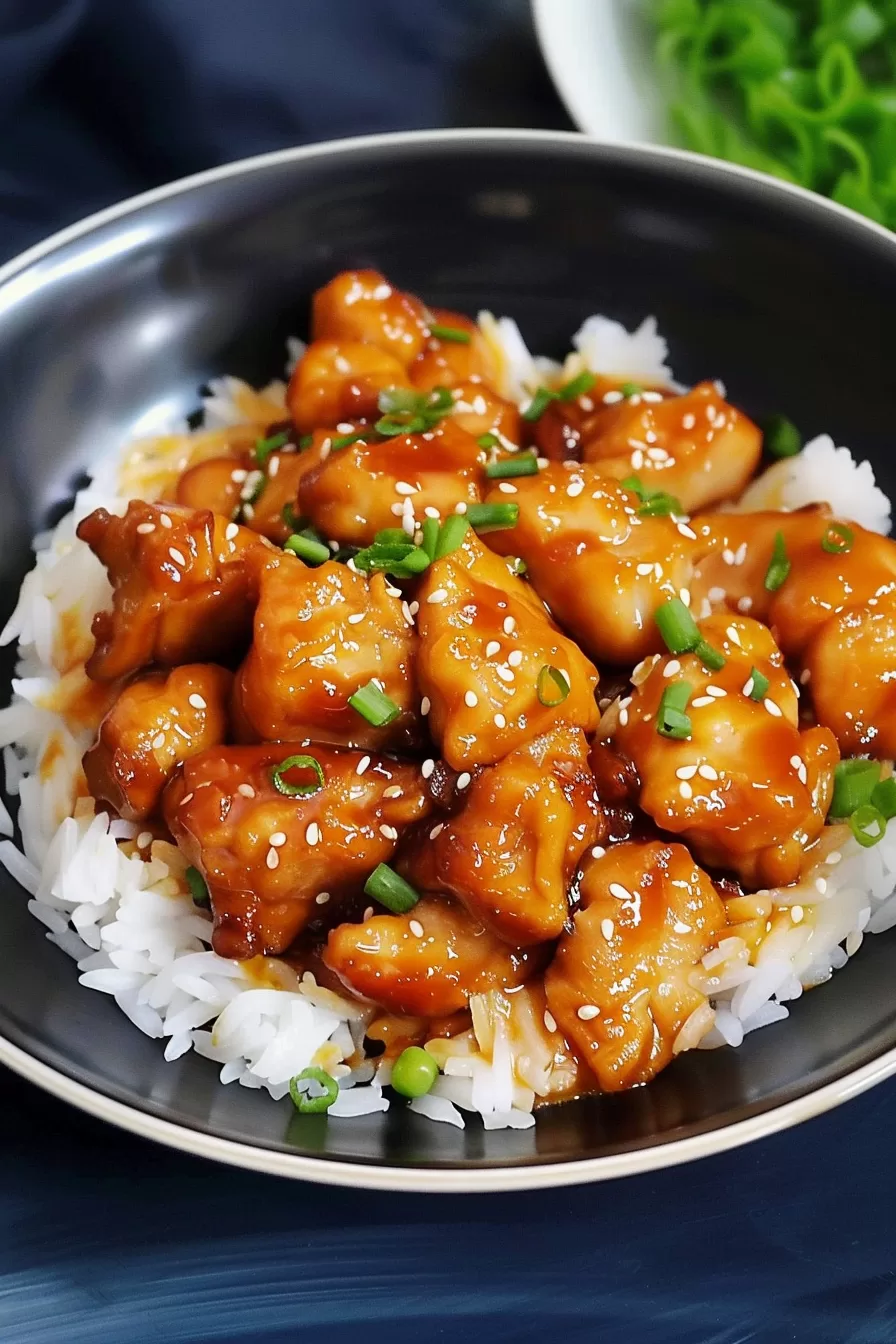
[420,697,431,716]
[423,506,440,520]
[679,781,693,799]
[356,756,371,776]
[507,650,523,667]
[456,772,472,790]
[427,588,448,604]
[676,765,697,779]
[679,587,691,607]
[577,1004,600,1021]
[464,690,479,707]
[269,831,287,848]
[798,763,808,784]
[485,640,501,657]
[764,698,782,717]
[455,501,468,515]
[383,785,403,798]
[603,389,623,404]
[618,708,629,726]
[682,412,696,430]
[566,480,584,498]
[654,563,663,579]
[136,522,155,534]
[379,824,399,840]
[306,822,320,846]
[742,678,755,696]
[636,563,653,577]
[495,665,514,683]
[698,764,718,780]
[188,693,207,711]
[409,919,424,938]
[544,1010,557,1034]
[315,892,331,905]
[791,906,804,924]
[266,847,280,869]
[789,755,802,769]
[726,626,741,647]
[494,713,507,728]
[151,733,165,750]
[631,449,645,470]
[503,617,516,635]
[799,668,811,685]
[706,686,726,698]
[390,502,404,517]
[735,542,747,565]
[429,823,444,840]
[664,659,681,678]
[600,918,614,941]
[159,512,173,529]
[691,695,714,708]
[677,522,697,540]
[645,430,658,444]
[421,759,435,780]
[237,783,256,798]
[722,548,735,566]
[609,882,631,901]
[591,846,606,859]
[168,547,186,566]
[498,482,518,495]
[231,469,248,483]
[737,596,753,613]
[815,877,828,894]
[136,831,153,849]
[826,851,841,866]
[408,601,419,616]
[395,481,417,496]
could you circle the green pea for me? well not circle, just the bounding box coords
[391,1046,439,1098]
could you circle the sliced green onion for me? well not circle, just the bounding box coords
[620,474,647,499]
[420,517,440,560]
[871,777,896,821]
[330,432,365,451]
[185,866,210,909]
[557,371,596,401]
[348,681,401,727]
[427,386,455,415]
[745,667,769,701]
[375,385,454,438]
[374,528,411,546]
[521,388,557,422]
[272,753,326,798]
[433,514,469,560]
[849,803,887,849]
[285,533,331,565]
[657,680,693,740]
[298,434,314,449]
[694,638,726,671]
[509,557,527,576]
[364,862,420,913]
[620,382,643,398]
[391,1045,439,1098]
[484,451,539,479]
[655,598,700,654]
[353,541,431,579]
[537,665,570,707]
[255,430,290,466]
[638,492,683,517]
[378,387,424,415]
[477,432,500,449]
[763,415,801,459]
[829,758,881,819]
[465,502,519,533]
[764,531,791,592]
[821,522,855,555]
[429,323,471,344]
[289,1067,339,1115]
[375,413,427,438]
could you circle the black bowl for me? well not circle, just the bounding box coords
[2,130,896,1191]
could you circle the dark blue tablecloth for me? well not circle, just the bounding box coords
[1,5,895,1341]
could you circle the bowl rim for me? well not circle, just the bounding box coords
[3,125,896,1192]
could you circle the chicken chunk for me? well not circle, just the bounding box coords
[164,743,432,958]
[483,463,703,665]
[415,532,600,769]
[233,554,419,750]
[83,664,232,821]
[298,419,484,546]
[286,339,411,434]
[408,308,499,391]
[544,841,726,1091]
[175,444,314,547]
[323,896,541,1017]
[311,269,429,367]
[803,598,896,756]
[77,502,272,681]
[401,726,601,944]
[449,379,522,448]
[608,614,839,888]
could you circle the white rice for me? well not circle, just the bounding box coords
[1,315,893,1126]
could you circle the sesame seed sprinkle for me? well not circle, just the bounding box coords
[494,713,507,728]
[427,588,448,604]
[691,695,714,708]
[507,650,523,667]
[495,665,514,683]
[136,831,152,849]
[676,765,697,779]
[742,678,755,696]
[609,882,631,901]
[815,877,828,894]
[498,482,518,495]
[679,781,693,799]
[544,1010,557,1034]
[706,686,726,698]
[421,697,431,715]
[379,824,399,840]
[269,831,287,847]
[577,1004,600,1021]
[266,848,279,869]
[136,522,155,534]
[485,640,501,657]
[188,693,207,710]
[383,785,403,798]
[430,823,444,839]
[591,846,606,859]
[664,660,682,678]
[151,733,166,750]
[237,783,255,798]
[503,617,516,635]
[159,513,173,529]
[356,756,371,776]
[395,481,417,496]
[306,822,320,846]
[315,892,331,904]
[464,690,479,707]
[456,772,472,790]
[168,547,186,566]
[826,851,842,865]
[698,764,718,780]
[409,919,424,938]
[764,698,782,717]
[600,918,614,941]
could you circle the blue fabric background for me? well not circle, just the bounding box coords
[1,3,895,1340]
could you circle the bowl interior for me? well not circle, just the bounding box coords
[2,133,896,1182]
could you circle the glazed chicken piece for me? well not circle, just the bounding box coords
[175,445,313,546]
[609,613,839,888]
[298,418,484,547]
[83,664,232,821]
[233,554,419,750]
[311,269,429,367]
[802,598,896,756]
[401,726,602,944]
[77,502,272,681]
[544,841,726,1091]
[579,381,762,512]
[324,896,542,1017]
[408,308,500,392]
[449,379,522,449]
[286,339,412,435]
[483,462,703,666]
[415,532,600,770]
[164,743,432,958]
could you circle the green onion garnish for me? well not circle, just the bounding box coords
[289,1067,339,1115]
[255,430,290,466]
[375,385,454,438]
[465,502,519,533]
[378,387,425,415]
[484,451,539,479]
[621,474,647,499]
[429,323,471,344]
[364,862,420,913]
[285,533,331,565]
[537,665,570,707]
[348,681,401,727]
[353,541,431,579]
[638,492,683,518]
[272,753,326,798]
[620,382,643,398]
[657,680,693,740]
[281,503,303,531]
[185,866,210,908]
[477,432,499,449]
[330,432,365,451]
[655,598,701,654]
[433,514,469,560]
[420,517,440,560]
[557,371,596,401]
[872,777,896,820]
[849,803,887,849]
[375,413,427,437]
[821,522,854,555]
[764,531,791,592]
[829,759,881,819]
[375,528,412,546]
[521,388,557,422]
[745,667,769,701]
[509,557,527,576]
[391,1045,439,1098]
[763,415,801,460]
[694,639,726,671]
[298,434,314,449]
